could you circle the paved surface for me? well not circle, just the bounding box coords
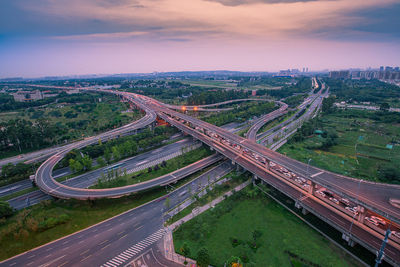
[246,101,288,140]
[0,161,233,267]
[7,138,197,209]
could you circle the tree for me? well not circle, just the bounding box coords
[0,201,14,218]
[81,155,93,171]
[104,149,112,163]
[97,157,106,167]
[69,159,83,173]
[380,102,390,112]
[180,242,191,264]
[322,96,336,113]
[111,146,121,161]
[196,247,210,267]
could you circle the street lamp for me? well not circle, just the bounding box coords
[306,158,312,177]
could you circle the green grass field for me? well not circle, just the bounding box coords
[278,111,400,182]
[173,186,360,267]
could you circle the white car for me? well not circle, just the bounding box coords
[371,216,386,225]
[329,197,340,205]
[365,217,379,226]
[316,190,326,197]
[269,162,276,167]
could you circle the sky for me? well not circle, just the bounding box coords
[0,0,399,78]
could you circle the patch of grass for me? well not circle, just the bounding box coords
[279,110,400,182]
[167,172,248,225]
[173,186,361,267]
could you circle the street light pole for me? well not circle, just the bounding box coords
[306,158,312,177]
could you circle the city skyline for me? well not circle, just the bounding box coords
[1,0,400,78]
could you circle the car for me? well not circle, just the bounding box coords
[329,197,340,205]
[371,216,386,225]
[345,206,358,215]
[302,184,310,190]
[341,198,350,206]
[391,231,400,239]
[365,217,379,226]
[269,162,276,167]
[284,173,291,178]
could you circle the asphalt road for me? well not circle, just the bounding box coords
[0,161,233,267]
[7,138,195,208]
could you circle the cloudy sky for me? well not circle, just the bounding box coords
[0,0,399,78]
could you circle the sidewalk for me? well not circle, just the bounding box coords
[163,180,251,266]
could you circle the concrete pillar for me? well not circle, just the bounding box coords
[357,205,366,223]
[308,181,316,195]
[302,207,309,215]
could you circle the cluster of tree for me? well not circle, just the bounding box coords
[0,162,35,186]
[321,96,336,114]
[283,94,307,108]
[186,90,250,105]
[68,155,93,173]
[289,118,338,150]
[203,101,277,126]
[59,126,176,169]
[0,201,14,219]
[236,76,293,87]
[0,91,110,112]
[257,77,312,99]
[325,78,400,105]
[0,118,62,155]
[378,164,400,183]
[333,109,400,124]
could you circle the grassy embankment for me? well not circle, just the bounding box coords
[173,185,362,267]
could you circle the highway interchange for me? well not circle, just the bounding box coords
[1,81,400,266]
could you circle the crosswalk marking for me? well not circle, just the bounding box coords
[100,229,165,267]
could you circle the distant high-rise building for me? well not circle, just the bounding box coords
[329,71,350,79]
[380,66,384,72]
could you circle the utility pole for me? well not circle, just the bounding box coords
[374,228,391,267]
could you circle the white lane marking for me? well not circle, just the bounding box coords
[310,171,324,178]
[136,160,148,165]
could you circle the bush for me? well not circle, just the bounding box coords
[0,201,14,218]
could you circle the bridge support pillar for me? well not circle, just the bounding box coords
[307,181,316,195]
[357,205,366,223]
[302,207,309,215]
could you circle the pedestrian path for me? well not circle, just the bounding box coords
[101,229,165,267]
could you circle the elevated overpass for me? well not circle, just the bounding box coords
[34,90,400,265]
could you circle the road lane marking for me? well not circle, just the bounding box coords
[118,234,128,240]
[27,254,35,259]
[107,228,113,232]
[78,240,84,244]
[101,244,111,250]
[117,231,125,235]
[58,261,69,267]
[134,225,143,231]
[80,255,92,262]
[61,246,70,251]
[62,240,68,245]
[27,261,35,266]
[45,247,52,251]
[310,171,324,178]
[8,263,16,266]
[80,249,90,255]
[100,239,108,245]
